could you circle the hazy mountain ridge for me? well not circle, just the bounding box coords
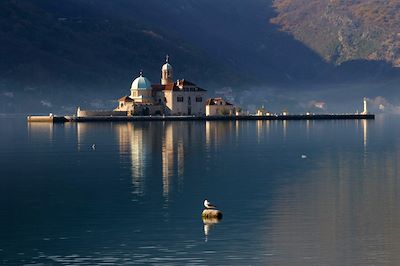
[271,0,400,66]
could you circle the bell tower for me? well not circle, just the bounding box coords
[161,55,173,85]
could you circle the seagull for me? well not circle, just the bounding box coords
[204,199,216,209]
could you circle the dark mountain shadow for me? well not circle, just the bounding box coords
[94,0,334,84]
[333,60,400,81]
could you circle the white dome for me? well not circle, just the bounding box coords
[162,62,173,71]
[131,74,152,91]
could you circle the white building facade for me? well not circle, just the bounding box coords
[115,56,207,116]
[206,97,236,116]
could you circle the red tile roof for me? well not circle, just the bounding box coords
[178,79,196,86]
[152,81,207,92]
[118,96,134,102]
[206,97,233,106]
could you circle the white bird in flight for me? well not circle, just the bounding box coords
[204,199,216,209]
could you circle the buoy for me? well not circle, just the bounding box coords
[202,216,221,225]
[301,154,307,159]
[202,209,223,219]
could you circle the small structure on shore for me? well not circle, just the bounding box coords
[361,97,369,115]
[206,97,236,116]
[256,105,271,116]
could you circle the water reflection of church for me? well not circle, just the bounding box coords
[73,120,372,203]
[115,56,207,116]
[114,121,248,198]
[115,122,187,198]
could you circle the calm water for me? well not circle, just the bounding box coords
[1,116,400,265]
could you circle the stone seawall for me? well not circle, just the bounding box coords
[68,114,375,122]
[27,115,68,122]
[77,110,127,117]
[28,114,375,123]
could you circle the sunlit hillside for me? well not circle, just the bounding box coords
[271,0,400,66]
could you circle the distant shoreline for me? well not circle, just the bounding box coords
[27,114,375,123]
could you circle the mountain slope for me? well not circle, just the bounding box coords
[0,0,241,91]
[271,0,400,66]
[0,0,335,91]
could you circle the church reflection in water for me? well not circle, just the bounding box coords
[161,123,186,198]
[116,123,150,196]
[114,122,194,199]
[75,121,275,199]
[112,121,245,199]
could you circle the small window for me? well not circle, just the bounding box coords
[120,103,124,107]
[177,96,184,102]
[196,97,202,102]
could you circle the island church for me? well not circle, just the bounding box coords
[115,56,207,116]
